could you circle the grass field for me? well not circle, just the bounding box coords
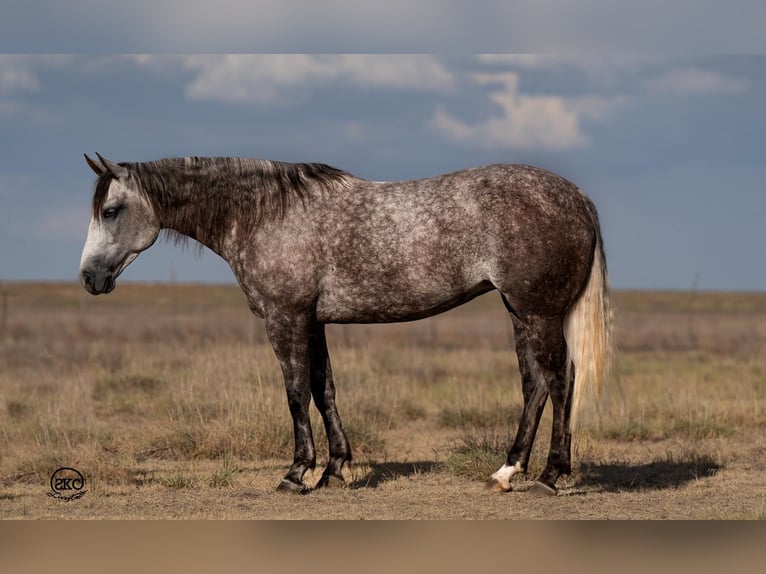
[0,282,764,519]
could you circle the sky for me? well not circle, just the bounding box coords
[0,54,764,291]
[2,1,765,52]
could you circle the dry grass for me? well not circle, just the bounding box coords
[0,282,764,519]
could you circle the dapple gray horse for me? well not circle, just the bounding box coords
[80,153,612,496]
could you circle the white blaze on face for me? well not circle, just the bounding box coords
[80,213,125,271]
[79,178,160,293]
[79,216,102,270]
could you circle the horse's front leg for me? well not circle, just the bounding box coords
[265,310,315,493]
[309,323,352,488]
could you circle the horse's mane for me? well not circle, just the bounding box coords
[91,156,353,245]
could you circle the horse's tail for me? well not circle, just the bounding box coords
[564,202,613,429]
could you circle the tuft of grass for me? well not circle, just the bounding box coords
[141,426,206,460]
[444,432,509,480]
[4,453,62,485]
[128,467,200,489]
[139,415,294,462]
[208,452,240,488]
[157,472,197,490]
[343,419,386,460]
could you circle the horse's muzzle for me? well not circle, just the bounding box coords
[80,270,115,295]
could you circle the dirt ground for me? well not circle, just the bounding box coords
[0,283,764,519]
[2,435,762,520]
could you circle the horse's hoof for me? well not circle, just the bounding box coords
[529,481,557,497]
[314,473,345,489]
[276,479,307,494]
[486,477,512,493]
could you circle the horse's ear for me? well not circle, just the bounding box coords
[95,152,129,179]
[84,154,105,176]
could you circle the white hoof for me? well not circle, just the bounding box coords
[486,477,512,493]
[487,462,521,493]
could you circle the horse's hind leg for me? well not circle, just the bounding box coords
[309,323,352,489]
[520,315,572,496]
[531,341,574,496]
[487,314,549,493]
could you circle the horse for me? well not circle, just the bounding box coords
[79,153,612,496]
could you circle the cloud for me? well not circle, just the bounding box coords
[645,67,750,96]
[436,57,750,150]
[0,56,75,121]
[185,55,455,103]
[0,55,74,94]
[432,72,627,151]
[476,54,673,85]
[478,55,752,97]
[129,55,455,105]
[478,54,665,72]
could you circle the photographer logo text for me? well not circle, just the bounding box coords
[48,467,86,501]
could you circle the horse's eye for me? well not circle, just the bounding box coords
[102,207,119,219]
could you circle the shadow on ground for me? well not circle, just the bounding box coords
[350,461,441,489]
[575,455,723,493]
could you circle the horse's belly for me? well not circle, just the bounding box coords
[315,279,493,324]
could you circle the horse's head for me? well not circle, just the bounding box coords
[79,154,160,295]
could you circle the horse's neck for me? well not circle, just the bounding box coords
[157,182,233,257]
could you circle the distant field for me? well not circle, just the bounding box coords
[0,282,764,518]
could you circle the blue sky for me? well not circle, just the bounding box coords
[2,2,765,52]
[0,54,764,291]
